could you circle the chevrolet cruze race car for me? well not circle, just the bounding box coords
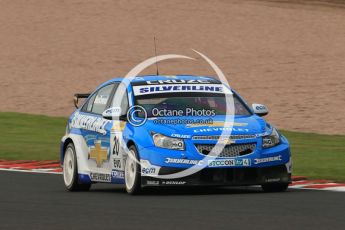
[61,75,292,194]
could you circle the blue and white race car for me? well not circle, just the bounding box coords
[61,75,292,194]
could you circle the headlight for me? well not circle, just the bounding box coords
[262,128,280,148]
[152,133,185,150]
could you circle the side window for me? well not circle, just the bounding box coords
[112,83,129,115]
[91,84,115,115]
[81,93,96,113]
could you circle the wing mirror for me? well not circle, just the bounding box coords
[252,104,269,117]
[102,107,127,121]
[73,93,90,108]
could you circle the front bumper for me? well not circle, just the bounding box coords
[139,134,291,168]
[141,164,291,187]
[139,134,292,187]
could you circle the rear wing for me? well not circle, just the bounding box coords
[73,93,90,108]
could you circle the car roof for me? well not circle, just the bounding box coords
[99,75,222,88]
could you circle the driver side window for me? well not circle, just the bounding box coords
[82,84,115,115]
[111,83,129,116]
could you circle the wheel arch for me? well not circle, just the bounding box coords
[60,137,74,165]
[126,139,143,160]
[126,139,136,148]
[126,139,142,154]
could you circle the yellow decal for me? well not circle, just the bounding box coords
[89,141,108,167]
[111,121,127,132]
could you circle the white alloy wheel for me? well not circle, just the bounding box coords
[63,143,91,191]
[124,145,141,194]
[125,149,137,191]
[63,146,75,187]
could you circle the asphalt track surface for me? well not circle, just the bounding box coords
[0,171,344,230]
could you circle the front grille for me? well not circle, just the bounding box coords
[192,135,256,141]
[195,143,256,158]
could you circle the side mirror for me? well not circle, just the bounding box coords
[252,104,269,117]
[102,107,124,120]
[73,93,90,109]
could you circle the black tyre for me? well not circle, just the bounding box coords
[63,143,91,191]
[124,145,141,195]
[261,183,289,192]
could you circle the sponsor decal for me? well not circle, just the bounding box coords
[89,141,109,167]
[111,170,125,179]
[162,181,187,185]
[133,84,231,96]
[70,112,110,135]
[171,133,191,139]
[236,159,251,166]
[146,180,160,185]
[104,107,121,115]
[193,127,249,133]
[165,158,203,165]
[208,158,251,167]
[140,160,161,176]
[113,159,122,169]
[112,136,120,156]
[141,167,157,175]
[146,79,213,84]
[90,173,111,182]
[131,78,221,86]
[254,155,282,165]
[255,105,266,111]
[94,95,109,105]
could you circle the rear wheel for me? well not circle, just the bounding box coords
[63,143,91,191]
[124,145,141,195]
[261,183,289,192]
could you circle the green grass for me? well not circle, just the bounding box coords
[281,130,345,182]
[0,112,66,161]
[0,112,344,181]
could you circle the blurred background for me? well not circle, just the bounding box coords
[0,0,344,134]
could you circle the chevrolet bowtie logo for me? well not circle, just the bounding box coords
[89,141,108,167]
[220,138,235,145]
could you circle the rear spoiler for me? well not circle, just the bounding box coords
[73,93,90,108]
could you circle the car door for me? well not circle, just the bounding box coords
[79,83,117,183]
[108,83,129,183]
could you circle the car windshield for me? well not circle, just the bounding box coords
[134,92,252,117]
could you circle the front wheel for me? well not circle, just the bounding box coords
[261,183,289,192]
[63,143,91,191]
[124,145,141,195]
